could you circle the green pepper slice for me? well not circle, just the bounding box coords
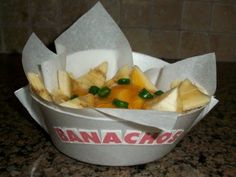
[154,90,164,96]
[138,88,154,99]
[89,86,100,95]
[112,98,129,108]
[117,78,130,85]
[98,86,111,98]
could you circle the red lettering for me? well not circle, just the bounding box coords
[66,129,83,142]
[124,132,141,144]
[167,130,183,144]
[156,132,172,144]
[79,131,101,144]
[139,133,159,144]
[103,132,122,144]
[54,127,69,142]
[54,128,184,145]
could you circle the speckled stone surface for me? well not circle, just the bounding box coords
[0,54,235,177]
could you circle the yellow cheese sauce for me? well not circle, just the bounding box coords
[95,84,145,109]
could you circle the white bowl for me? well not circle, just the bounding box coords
[16,52,204,166]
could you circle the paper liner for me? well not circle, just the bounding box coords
[157,53,216,95]
[54,2,132,63]
[40,53,66,93]
[22,33,57,75]
[23,2,133,92]
[15,87,48,132]
[66,49,123,80]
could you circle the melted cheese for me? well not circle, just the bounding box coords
[95,85,145,109]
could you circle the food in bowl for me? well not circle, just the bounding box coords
[27,61,210,113]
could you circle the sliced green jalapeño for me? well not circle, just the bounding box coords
[117,78,130,85]
[89,86,100,95]
[98,86,111,98]
[138,88,154,99]
[154,90,164,96]
[112,98,129,108]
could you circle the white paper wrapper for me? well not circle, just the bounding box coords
[22,33,67,93]
[22,33,57,75]
[16,2,218,166]
[156,53,217,96]
[23,2,133,93]
[55,2,133,80]
[66,49,125,80]
[54,2,132,60]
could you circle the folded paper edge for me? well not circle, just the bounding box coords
[157,53,216,96]
[187,96,218,132]
[14,87,48,132]
[95,108,179,130]
[22,33,57,75]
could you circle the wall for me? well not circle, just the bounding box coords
[0,0,235,61]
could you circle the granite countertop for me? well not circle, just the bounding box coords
[0,54,235,177]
